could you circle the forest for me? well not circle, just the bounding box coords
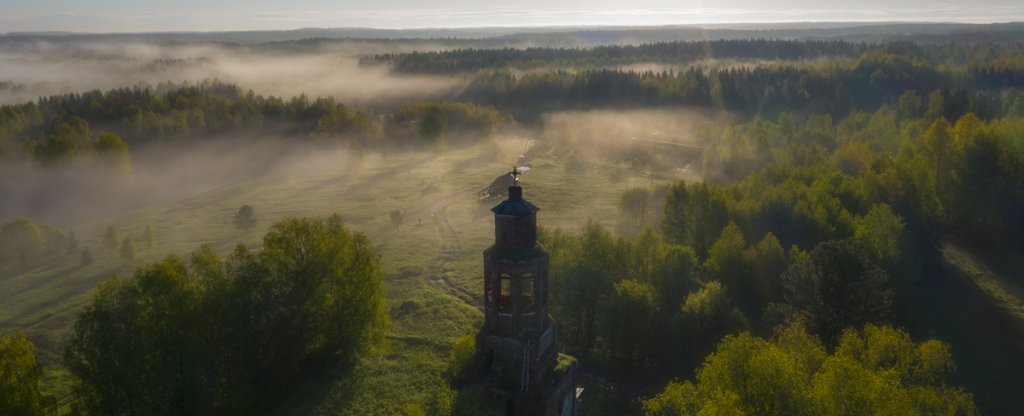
[1,25,1024,416]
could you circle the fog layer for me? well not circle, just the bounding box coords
[0,41,464,105]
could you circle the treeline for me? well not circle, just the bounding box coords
[538,95,1023,412]
[368,39,1024,74]
[541,216,899,378]
[364,39,864,73]
[0,216,165,272]
[541,211,979,413]
[0,81,502,164]
[389,101,503,145]
[460,53,1024,119]
[1,215,386,415]
[0,217,78,270]
[536,111,1015,411]
[697,107,1024,247]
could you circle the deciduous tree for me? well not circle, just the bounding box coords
[644,325,976,416]
[0,330,44,416]
[233,205,257,231]
[782,240,892,344]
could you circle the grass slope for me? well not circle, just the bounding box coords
[1,136,673,414]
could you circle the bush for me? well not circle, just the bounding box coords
[447,334,476,382]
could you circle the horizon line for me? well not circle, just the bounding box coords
[4,20,1024,37]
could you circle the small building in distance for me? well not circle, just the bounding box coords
[473,173,581,416]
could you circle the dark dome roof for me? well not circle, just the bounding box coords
[490,185,539,216]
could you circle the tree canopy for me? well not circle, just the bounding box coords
[644,324,977,416]
[65,214,387,415]
[0,330,44,416]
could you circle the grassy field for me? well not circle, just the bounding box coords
[1,135,675,414]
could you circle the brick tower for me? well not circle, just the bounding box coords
[475,171,580,416]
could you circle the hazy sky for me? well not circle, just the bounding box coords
[2,0,1023,33]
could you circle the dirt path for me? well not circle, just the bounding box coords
[425,206,481,309]
[377,140,532,308]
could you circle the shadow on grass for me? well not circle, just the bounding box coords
[6,264,130,328]
[270,336,453,416]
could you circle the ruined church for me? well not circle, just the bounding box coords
[472,172,581,416]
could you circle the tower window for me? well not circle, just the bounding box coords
[499,273,512,310]
[521,273,535,309]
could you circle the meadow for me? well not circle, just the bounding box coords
[1,131,680,413]
[4,26,1024,415]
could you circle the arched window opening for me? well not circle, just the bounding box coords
[499,273,512,310]
[521,273,535,309]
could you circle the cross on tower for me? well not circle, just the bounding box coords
[510,166,522,185]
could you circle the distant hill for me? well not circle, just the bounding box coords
[4,22,1024,47]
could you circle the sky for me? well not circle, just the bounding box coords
[2,0,1024,33]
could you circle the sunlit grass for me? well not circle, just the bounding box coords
[942,244,1024,325]
[2,135,674,413]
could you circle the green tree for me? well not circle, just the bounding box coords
[420,106,448,141]
[33,116,90,163]
[390,209,405,231]
[80,248,94,266]
[0,330,44,416]
[93,131,131,173]
[896,90,923,122]
[782,240,892,344]
[854,204,907,263]
[619,187,651,226]
[652,244,702,316]
[924,90,946,121]
[103,225,118,250]
[745,232,787,318]
[0,217,45,268]
[66,215,387,415]
[143,225,155,250]
[922,118,955,183]
[678,281,748,367]
[547,221,628,352]
[64,229,80,255]
[233,205,257,231]
[120,237,136,261]
[644,325,977,416]
[704,223,752,313]
[603,280,657,370]
[257,214,388,364]
[662,182,729,258]
[66,259,205,415]
[312,103,382,142]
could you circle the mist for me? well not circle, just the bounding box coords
[0,40,466,105]
[0,136,360,227]
[540,108,720,148]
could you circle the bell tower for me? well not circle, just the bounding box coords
[475,169,579,416]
